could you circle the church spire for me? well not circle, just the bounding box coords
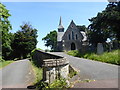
[59,16,62,26]
[58,16,64,32]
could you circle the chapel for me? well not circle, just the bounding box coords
[57,17,88,52]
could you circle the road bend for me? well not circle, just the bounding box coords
[0,59,35,88]
[50,52,119,88]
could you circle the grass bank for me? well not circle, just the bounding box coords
[0,60,14,68]
[30,61,43,85]
[67,49,119,65]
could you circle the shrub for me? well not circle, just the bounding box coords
[67,50,81,57]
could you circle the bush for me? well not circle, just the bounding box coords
[67,50,81,57]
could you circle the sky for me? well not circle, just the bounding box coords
[3,2,109,50]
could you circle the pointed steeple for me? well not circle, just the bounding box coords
[59,16,62,26]
[58,16,64,32]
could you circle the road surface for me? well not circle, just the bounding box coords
[50,52,119,88]
[0,59,35,89]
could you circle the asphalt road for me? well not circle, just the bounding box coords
[50,52,119,88]
[0,59,35,88]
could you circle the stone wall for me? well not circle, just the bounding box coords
[43,58,69,83]
[33,50,69,84]
[33,50,62,67]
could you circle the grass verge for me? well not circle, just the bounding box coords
[0,60,14,69]
[67,49,119,65]
[30,61,43,85]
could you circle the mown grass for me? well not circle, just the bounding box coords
[0,60,14,68]
[67,49,119,65]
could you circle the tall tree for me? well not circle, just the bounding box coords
[42,30,57,51]
[77,25,87,32]
[12,22,38,59]
[88,2,120,47]
[0,3,12,60]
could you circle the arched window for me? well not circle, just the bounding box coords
[72,31,74,40]
[68,34,71,40]
[76,34,78,40]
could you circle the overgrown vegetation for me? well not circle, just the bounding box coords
[31,49,69,89]
[45,78,68,89]
[67,50,119,65]
[68,65,78,78]
[68,71,77,78]
[31,50,68,89]
[0,60,14,68]
[30,61,43,85]
[31,64,68,89]
[31,60,68,89]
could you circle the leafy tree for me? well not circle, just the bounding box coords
[88,2,120,47]
[12,22,38,59]
[104,2,120,41]
[42,30,57,51]
[77,25,87,32]
[0,3,12,60]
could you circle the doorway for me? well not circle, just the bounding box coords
[71,43,76,50]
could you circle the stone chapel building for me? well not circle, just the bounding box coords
[57,17,88,52]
